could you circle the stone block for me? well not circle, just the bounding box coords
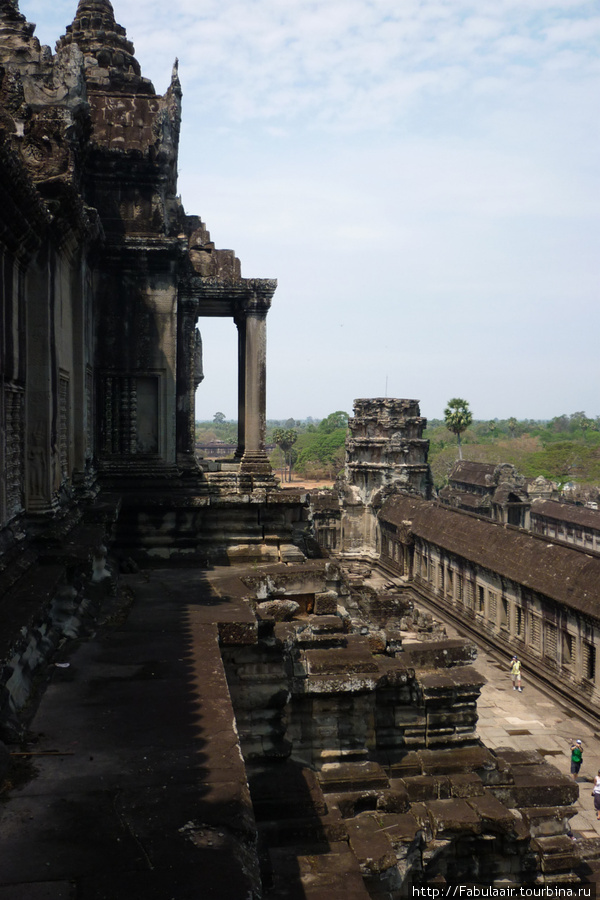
[425,798,482,837]
[318,761,389,793]
[418,665,485,697]
[449,774,485,798]
[532,835,580,874]
[466,794,515,833]
[571,836,600,860]
[492,748,546,767]
[217,620,257,646]
[373,812,421,845]
[519,806,577,838]
[296,673,379,694]
[387,751,422,778]
[402,775,451,802]
[304,648,379,675]
[279,543,305,563]
[401,638,478,669]
[307,615,347,634]
[419,745,496,776]
[314,591,338,615]
[328,785,409,818]
[346,815,398,876]
[488,772,578,809]
[256,599,300,622]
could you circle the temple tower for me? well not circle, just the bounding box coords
[339,398,432,558]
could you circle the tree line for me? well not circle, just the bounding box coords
[196,403,600,489]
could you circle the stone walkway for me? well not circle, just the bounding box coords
[472,646,600,839]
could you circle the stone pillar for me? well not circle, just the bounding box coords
[234,313,246,460]
[238,289,274,480]
[176,298,199,466]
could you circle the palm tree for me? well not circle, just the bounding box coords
[272,428,298,482]
[444,398,473,460]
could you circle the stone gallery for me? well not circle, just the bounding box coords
[1,1,600,895]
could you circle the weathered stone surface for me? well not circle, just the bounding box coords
[402,638,478,668]
[419,745,496,776]
[327,786,410,818]
[520,805,578,838]
[449,773,485,798]
[425,798,483,837]
[346,815,398,875]
[314,591,338,616]
[374,811,422,844]
[402,775,452,802]
[304,647,379,675]
[532,834,580,874]
[386,750,422,778]
[318,761,389,793]
[489,771,578,809]
[466,794,516,832]
[256,599,300,622]
[268,841,371,899]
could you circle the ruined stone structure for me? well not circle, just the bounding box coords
[1,2,599,891]
[378,494,600,720]
[439,461,530,527]
[0,0,308,569]
[321,398,600,730]
[218,563,590,891]
[530,498,600,552]
[438,463,600,551]
[334,399,432,559]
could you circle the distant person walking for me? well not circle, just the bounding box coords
[593,770,600,819]
[570,740,583,780]
[510,656,522,691]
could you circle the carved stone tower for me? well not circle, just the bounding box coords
[1,0,301,567]
[339,398,432,558]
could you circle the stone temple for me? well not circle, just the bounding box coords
[1,1,600,896]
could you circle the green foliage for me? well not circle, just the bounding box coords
[443,397,473,459]
[318,411,349,433]
[272,428,298,481]
[292,411,349,479]
[426,410,600,491]
[519,442,600,486]
[196,419,237,443]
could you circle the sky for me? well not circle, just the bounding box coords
[24,0,600,424]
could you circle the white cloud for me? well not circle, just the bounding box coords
[20,0,600,420]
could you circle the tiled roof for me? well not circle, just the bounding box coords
[530,498,600,531]
[448,461,497,488]
[380,494,600,616]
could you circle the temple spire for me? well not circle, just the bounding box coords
[0,0,39,62]
[75,0,115,14]
[57,0,154,94]
[0,0,28,27]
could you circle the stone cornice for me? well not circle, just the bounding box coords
[179,275,277,318]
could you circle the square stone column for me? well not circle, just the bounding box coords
[234,313,246,460]
[176,298,199,466]
[237,289,275,481]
